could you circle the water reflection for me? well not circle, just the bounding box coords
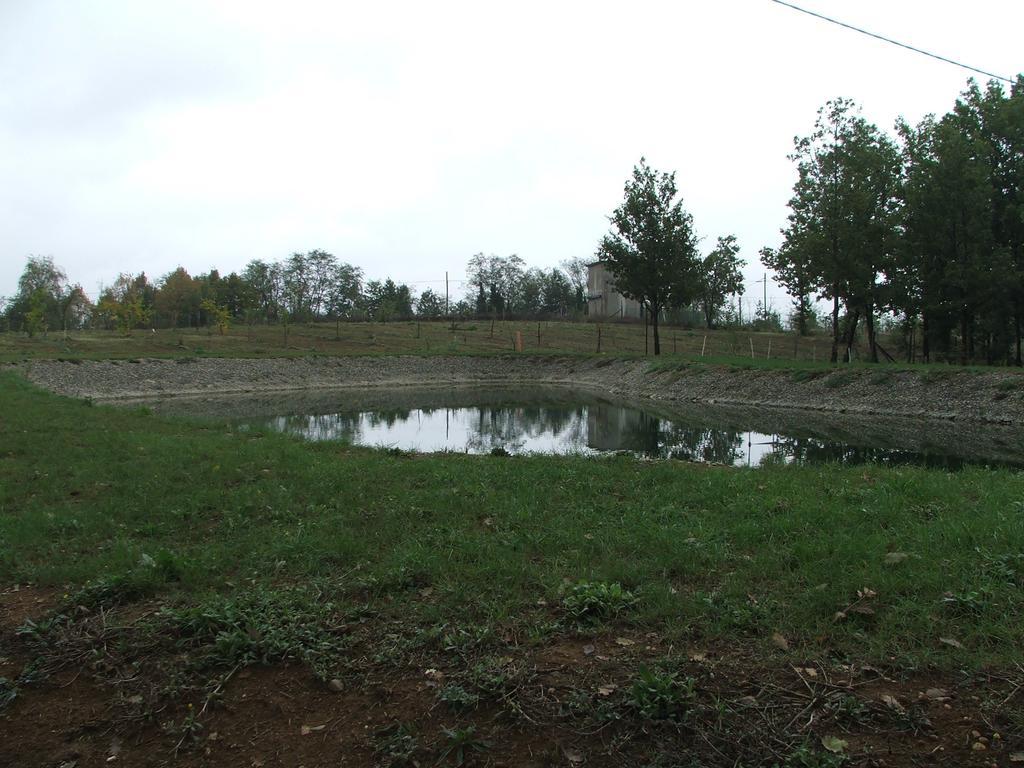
[237,395,1021,468]
[126,386,1024,469]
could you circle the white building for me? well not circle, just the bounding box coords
[586,261,643,320]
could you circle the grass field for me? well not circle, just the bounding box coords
[2,369,1024,765]
[0,319,854,365]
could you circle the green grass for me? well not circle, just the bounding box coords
[1,371,1023,669]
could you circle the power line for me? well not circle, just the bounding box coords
[769,0,1015,84]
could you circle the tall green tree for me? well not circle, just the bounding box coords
[596,158,701,355]
[696,235,744,329]
[776,99,900,362]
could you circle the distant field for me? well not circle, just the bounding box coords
[0,319,871,365]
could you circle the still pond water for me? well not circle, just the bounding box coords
[136,386,1024,469]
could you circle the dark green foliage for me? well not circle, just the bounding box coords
[562,581,637,623]
[436,725,490,766]
[765,78,1024,367]
[159,587,348,677]
[596,158,703,355]
[374,723,420,767]
[437,683,480,711]
[628,666,696,720]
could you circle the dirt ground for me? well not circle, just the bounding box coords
[2,586,1021,768]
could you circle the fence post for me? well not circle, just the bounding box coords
[767,338,772,361]
[701,335,707,357]
[749,337,754,359]
[596,325,602,354]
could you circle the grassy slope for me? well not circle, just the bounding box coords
[2,371,1022,669]
[0,321,870,366]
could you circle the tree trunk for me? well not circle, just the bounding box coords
[830,293,840,364]
[651,305,661,355]
[922,314,930,363]
[865,304,878,363]
[842,309,860,363]
[960,310,969,366]
[1016,309,1022,367]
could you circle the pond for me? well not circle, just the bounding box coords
[127,386,1024,469]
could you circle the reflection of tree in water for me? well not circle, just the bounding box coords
[364,408,414,430]
[766,436,969,469]
[465,406,587,453]
[660,424,745,464]
[588,404,745,464]
[259,399,996,469]
[270,413,364,443]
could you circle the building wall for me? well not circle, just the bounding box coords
[586,262,643,320]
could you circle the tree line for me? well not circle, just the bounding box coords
[0,250,596,336]
[761,78,1024,365]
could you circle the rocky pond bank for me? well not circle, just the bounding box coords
[15,354,1024,425]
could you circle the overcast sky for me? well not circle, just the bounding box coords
[2,0,1021,311]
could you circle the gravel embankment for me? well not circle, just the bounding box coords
[17,355,1024,425]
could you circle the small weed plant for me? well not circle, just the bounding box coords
[437,683,480,711]
[373,722,419,767]
[629,666,696,721]
[436,725,490,766]
[562,581,637,623]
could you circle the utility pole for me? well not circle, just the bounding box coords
[755,273,768,321]
[445,271,449,316]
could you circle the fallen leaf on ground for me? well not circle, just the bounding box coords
[939,637,964,649]
[884,552,909,565]
[924,687,949,701]
[821,735,848,754]
[300,725,325,736]
[597,684,617,697]
[1009,752,1024,763]
[582,644,595,656]
[771,632,790,651]
[562,746,585,764]
[614,637,635,647]
[880,694,904,712]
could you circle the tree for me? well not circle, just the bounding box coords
[560,257,590,315]
[696,235,744,329]
[94,273,154,335]
[327,262,363,320]
[760,244,815,336]
[5,256,69,333]
[596,158,701,354]
[156,267,199,328]
[416,288,445,318]
[241,259,281,321]
[360,278,414,322]
[465,253,525,317]
[776,99,900,362]
[199,299,230,334]
[58,285,92,336]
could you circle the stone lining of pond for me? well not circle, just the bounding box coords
[18,355,1024,425]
